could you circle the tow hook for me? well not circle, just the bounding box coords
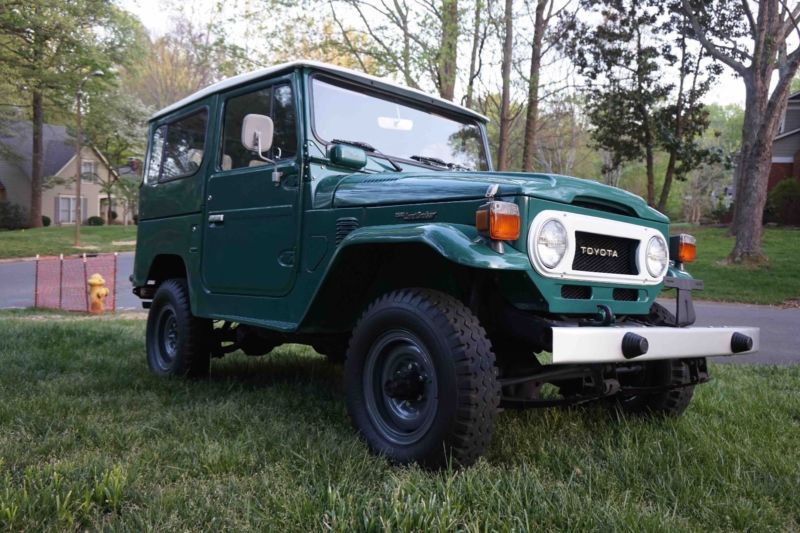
[579,304,615,327]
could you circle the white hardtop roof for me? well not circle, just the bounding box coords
[150,60,489,123]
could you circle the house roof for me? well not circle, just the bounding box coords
[788,90,800,102]
[0,121,117,182]
[0,122,75,178]
[774,126,800,141]
[151,60,489,123]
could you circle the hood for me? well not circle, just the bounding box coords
[331,171,668,223]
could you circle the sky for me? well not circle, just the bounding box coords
[120,0,747,107]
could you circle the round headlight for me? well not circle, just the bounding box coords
[537,219,568,268]
[645,235,668,277]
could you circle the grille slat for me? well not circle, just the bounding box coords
[335,217,359,244]
[572,232,639,275]
[613,288,640,301]
[561,285,591,300]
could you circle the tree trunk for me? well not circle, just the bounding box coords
[464,0,483,109]
[497,0,513,170]
[28,89,44,228]
[656,35,689,213]
[522,0,547,172]
[645,142,655,207]
[437,0,459,101]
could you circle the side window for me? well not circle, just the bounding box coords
[145,125,166,184]
[220,83,297,171]
[161,110,208,180]
[221,88,271,170]
[272,84,297,159]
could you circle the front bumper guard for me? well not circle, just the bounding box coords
[551,325,760,364]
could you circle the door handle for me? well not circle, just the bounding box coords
[208,214,224,223]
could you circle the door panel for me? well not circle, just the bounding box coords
[201,80,300,297]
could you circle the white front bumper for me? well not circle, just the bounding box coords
[551,326,759,364]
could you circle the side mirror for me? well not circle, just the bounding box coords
[241,114,274,156]
[328,143,367,169]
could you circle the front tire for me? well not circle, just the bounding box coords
[146,279,211,378]
[614,303,701,417]
[345,289,500,468]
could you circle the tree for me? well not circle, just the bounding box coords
[562,0,717,211]
[0,0,140,227]
[328,0,462,100]
[680,0,800,263]
[521,0,554,171]
[497,0,514,170]
[125,18,248,110]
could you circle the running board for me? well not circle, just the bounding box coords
[551,326,760,364]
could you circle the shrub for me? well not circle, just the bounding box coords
[86,216,105,226]
[0,201,29,230]
[109,210,118,221]
[765,179,800,226]
[41,215,51,227]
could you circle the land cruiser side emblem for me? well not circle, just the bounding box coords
[580,246,619,257]
[395,211,437,221]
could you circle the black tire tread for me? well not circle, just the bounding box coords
[347,288,500,467]
[147,279,211,378]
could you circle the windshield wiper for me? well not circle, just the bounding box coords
[331,139,403,172]
[410,155,470,171]
[332,138,377,152]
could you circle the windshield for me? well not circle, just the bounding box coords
[311,77,489,171]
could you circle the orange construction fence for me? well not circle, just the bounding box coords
[34,253,117,312]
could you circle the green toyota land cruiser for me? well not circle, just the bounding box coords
[133,60,759,468]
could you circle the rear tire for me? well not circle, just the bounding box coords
[146,279,211,378]
[345,288,500,468]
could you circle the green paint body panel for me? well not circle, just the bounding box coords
[133,64,688,335]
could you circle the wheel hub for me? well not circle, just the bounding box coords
[384,363,427,402]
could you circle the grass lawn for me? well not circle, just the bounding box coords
[0,310,797,530]
[669,226,800,305]
[0,226,137,260]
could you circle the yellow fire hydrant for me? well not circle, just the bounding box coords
[87,273,109,314]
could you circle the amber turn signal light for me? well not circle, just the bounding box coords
[669,233,696,263]
[476,201,520,241]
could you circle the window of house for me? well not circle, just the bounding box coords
[81,160,96,177]
[220,83,297,171]
[145,109,208,184]
[56,196,87,224]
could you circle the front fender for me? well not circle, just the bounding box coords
[338,222,531,270]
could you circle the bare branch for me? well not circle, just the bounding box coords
[680,0,748,75]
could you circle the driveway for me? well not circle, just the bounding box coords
[0,255,796,365]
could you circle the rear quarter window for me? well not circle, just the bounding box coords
[146,109,208,184]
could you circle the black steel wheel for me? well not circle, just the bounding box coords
[345,288,500,468]
[146,279,211,378]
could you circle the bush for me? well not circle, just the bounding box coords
[765,179,800,226]
[109,210,118,221]
[86,216,105,226]
[41,215,51,227]
[0,201,29,230]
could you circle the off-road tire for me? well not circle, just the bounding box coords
[345,288,500,468]
[146,279,211,378]
[614,303,699,417]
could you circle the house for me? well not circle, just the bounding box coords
[0,121,132,225]
[771,91,800,189]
